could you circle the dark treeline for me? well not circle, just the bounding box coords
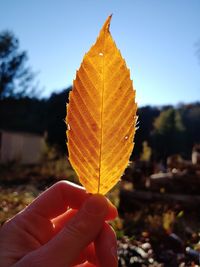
[1,91,200,162]
[0,88,71,154]
[134,103,200,161]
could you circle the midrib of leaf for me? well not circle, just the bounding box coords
[98,31,106,193]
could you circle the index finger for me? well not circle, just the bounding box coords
[26,181,118,220]
[26,181,89,219]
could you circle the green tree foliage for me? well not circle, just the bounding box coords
[0,31,34,99]
[1,92,199,158]
[152,108,186,160]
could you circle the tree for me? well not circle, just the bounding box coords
[0,31,35,99]
[152,108,186,161]
[0,97,46,134]
[46,88,71,153]
[180,103,200,157]
[133,106,160,158]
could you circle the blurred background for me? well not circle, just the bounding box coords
[0,1,200,266]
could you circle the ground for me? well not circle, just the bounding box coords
[1,160,200,266]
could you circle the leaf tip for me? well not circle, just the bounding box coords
[102,14,113,32]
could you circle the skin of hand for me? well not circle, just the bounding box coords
[0,181,118,267]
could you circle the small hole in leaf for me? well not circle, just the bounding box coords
[99,52,103,56]
[124,135,129,140]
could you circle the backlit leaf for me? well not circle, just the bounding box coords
[66,15,137,194]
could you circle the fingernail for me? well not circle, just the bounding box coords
[111,246,118,265]
[84,194,108,216]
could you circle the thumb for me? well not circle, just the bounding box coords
[16,194,109,267]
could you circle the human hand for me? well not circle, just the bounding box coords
[0,181,118,267]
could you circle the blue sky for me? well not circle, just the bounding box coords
[1,0,200,106]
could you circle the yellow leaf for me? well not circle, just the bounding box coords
[66,15,137,195]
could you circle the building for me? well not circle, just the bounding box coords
[0,130,45,164]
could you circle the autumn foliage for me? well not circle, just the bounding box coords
[66,16,137,194]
